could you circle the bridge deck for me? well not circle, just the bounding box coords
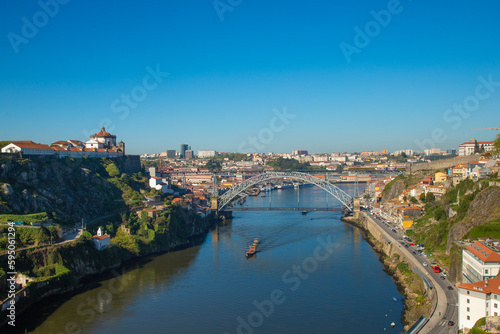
[224,207,342,211]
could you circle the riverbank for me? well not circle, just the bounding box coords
[0,212,218,332]
[341,215,432,331]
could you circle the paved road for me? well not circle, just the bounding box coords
[362,212,458,334]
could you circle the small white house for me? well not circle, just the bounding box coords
[92,227,110,250]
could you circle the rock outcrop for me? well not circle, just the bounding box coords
[0,157,124,224]
[446,187,500,252]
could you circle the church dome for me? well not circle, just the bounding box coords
[95,127,112,137]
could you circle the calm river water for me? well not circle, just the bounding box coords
[21,184,404,334]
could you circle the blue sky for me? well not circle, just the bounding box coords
[1,0,500,155]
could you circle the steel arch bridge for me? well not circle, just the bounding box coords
[216,171,353,212]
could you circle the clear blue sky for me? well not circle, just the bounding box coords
[1,0,499,155]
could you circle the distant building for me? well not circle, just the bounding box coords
[180,144,190,158]
[424,148,440,156]
[462,240,500,283]
[92,227,110,250]
[434,172,447,183]
[165,150,176,159]
[459,138,493,156]
[198,150,216,158]
[292,150,308,156]
[184,150,194,159]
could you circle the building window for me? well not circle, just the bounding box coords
[496,312,498,316]
[467,316,470,320]
[467,299,470,303]
[495,303,498,308]
[496,295,498,299]
[467,307,470,312]
[486,269,489,274]
[467,291,470,295]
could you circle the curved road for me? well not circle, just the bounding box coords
[362,212,458,333]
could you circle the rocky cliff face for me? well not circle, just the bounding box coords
[381,178,406,203]
[446,187,500,252]
[0,157,123,224]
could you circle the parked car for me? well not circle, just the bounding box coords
[423,262,428,266]
[448,321,455,326]
[447,286,453,290]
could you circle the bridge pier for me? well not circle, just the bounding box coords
[218,210,233,221]
[353,198,360,219]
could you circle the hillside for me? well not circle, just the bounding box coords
[407,178,500,274]
[0,156,145,225]
[447,186,500,251]
[381,173,425,203]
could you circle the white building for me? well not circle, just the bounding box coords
[149,176,172,194]
[198,150,217,158]
[459,138,493,156]
[92,227,110,250]
[458,276,500,330]
[462,241,500,283]
[1,141,56,156]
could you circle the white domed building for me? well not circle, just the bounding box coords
[85,127,125,153]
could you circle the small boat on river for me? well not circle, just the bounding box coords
[246,245,257,257]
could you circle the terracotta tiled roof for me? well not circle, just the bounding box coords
[458,276,500,295]
[94,127,113,137]
[10,141,54,150]
[93,234,109,240]
[466,241,500,263]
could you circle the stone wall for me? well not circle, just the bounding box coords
[123,155,142,174]
[406,155,481,174]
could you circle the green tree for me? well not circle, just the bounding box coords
[106,162,120,177]
[419,193,426,202]
[426,192,435,202]
[410,196,418,204]
[204,159,221,172]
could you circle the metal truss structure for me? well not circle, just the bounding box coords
[217,171,353,211]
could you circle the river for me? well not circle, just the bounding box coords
[20,183,404,334]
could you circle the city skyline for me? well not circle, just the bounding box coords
[1,1,500,154]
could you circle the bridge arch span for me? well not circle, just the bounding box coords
[217,171,353,212]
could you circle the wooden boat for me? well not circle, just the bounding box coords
[246,245,257,257]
